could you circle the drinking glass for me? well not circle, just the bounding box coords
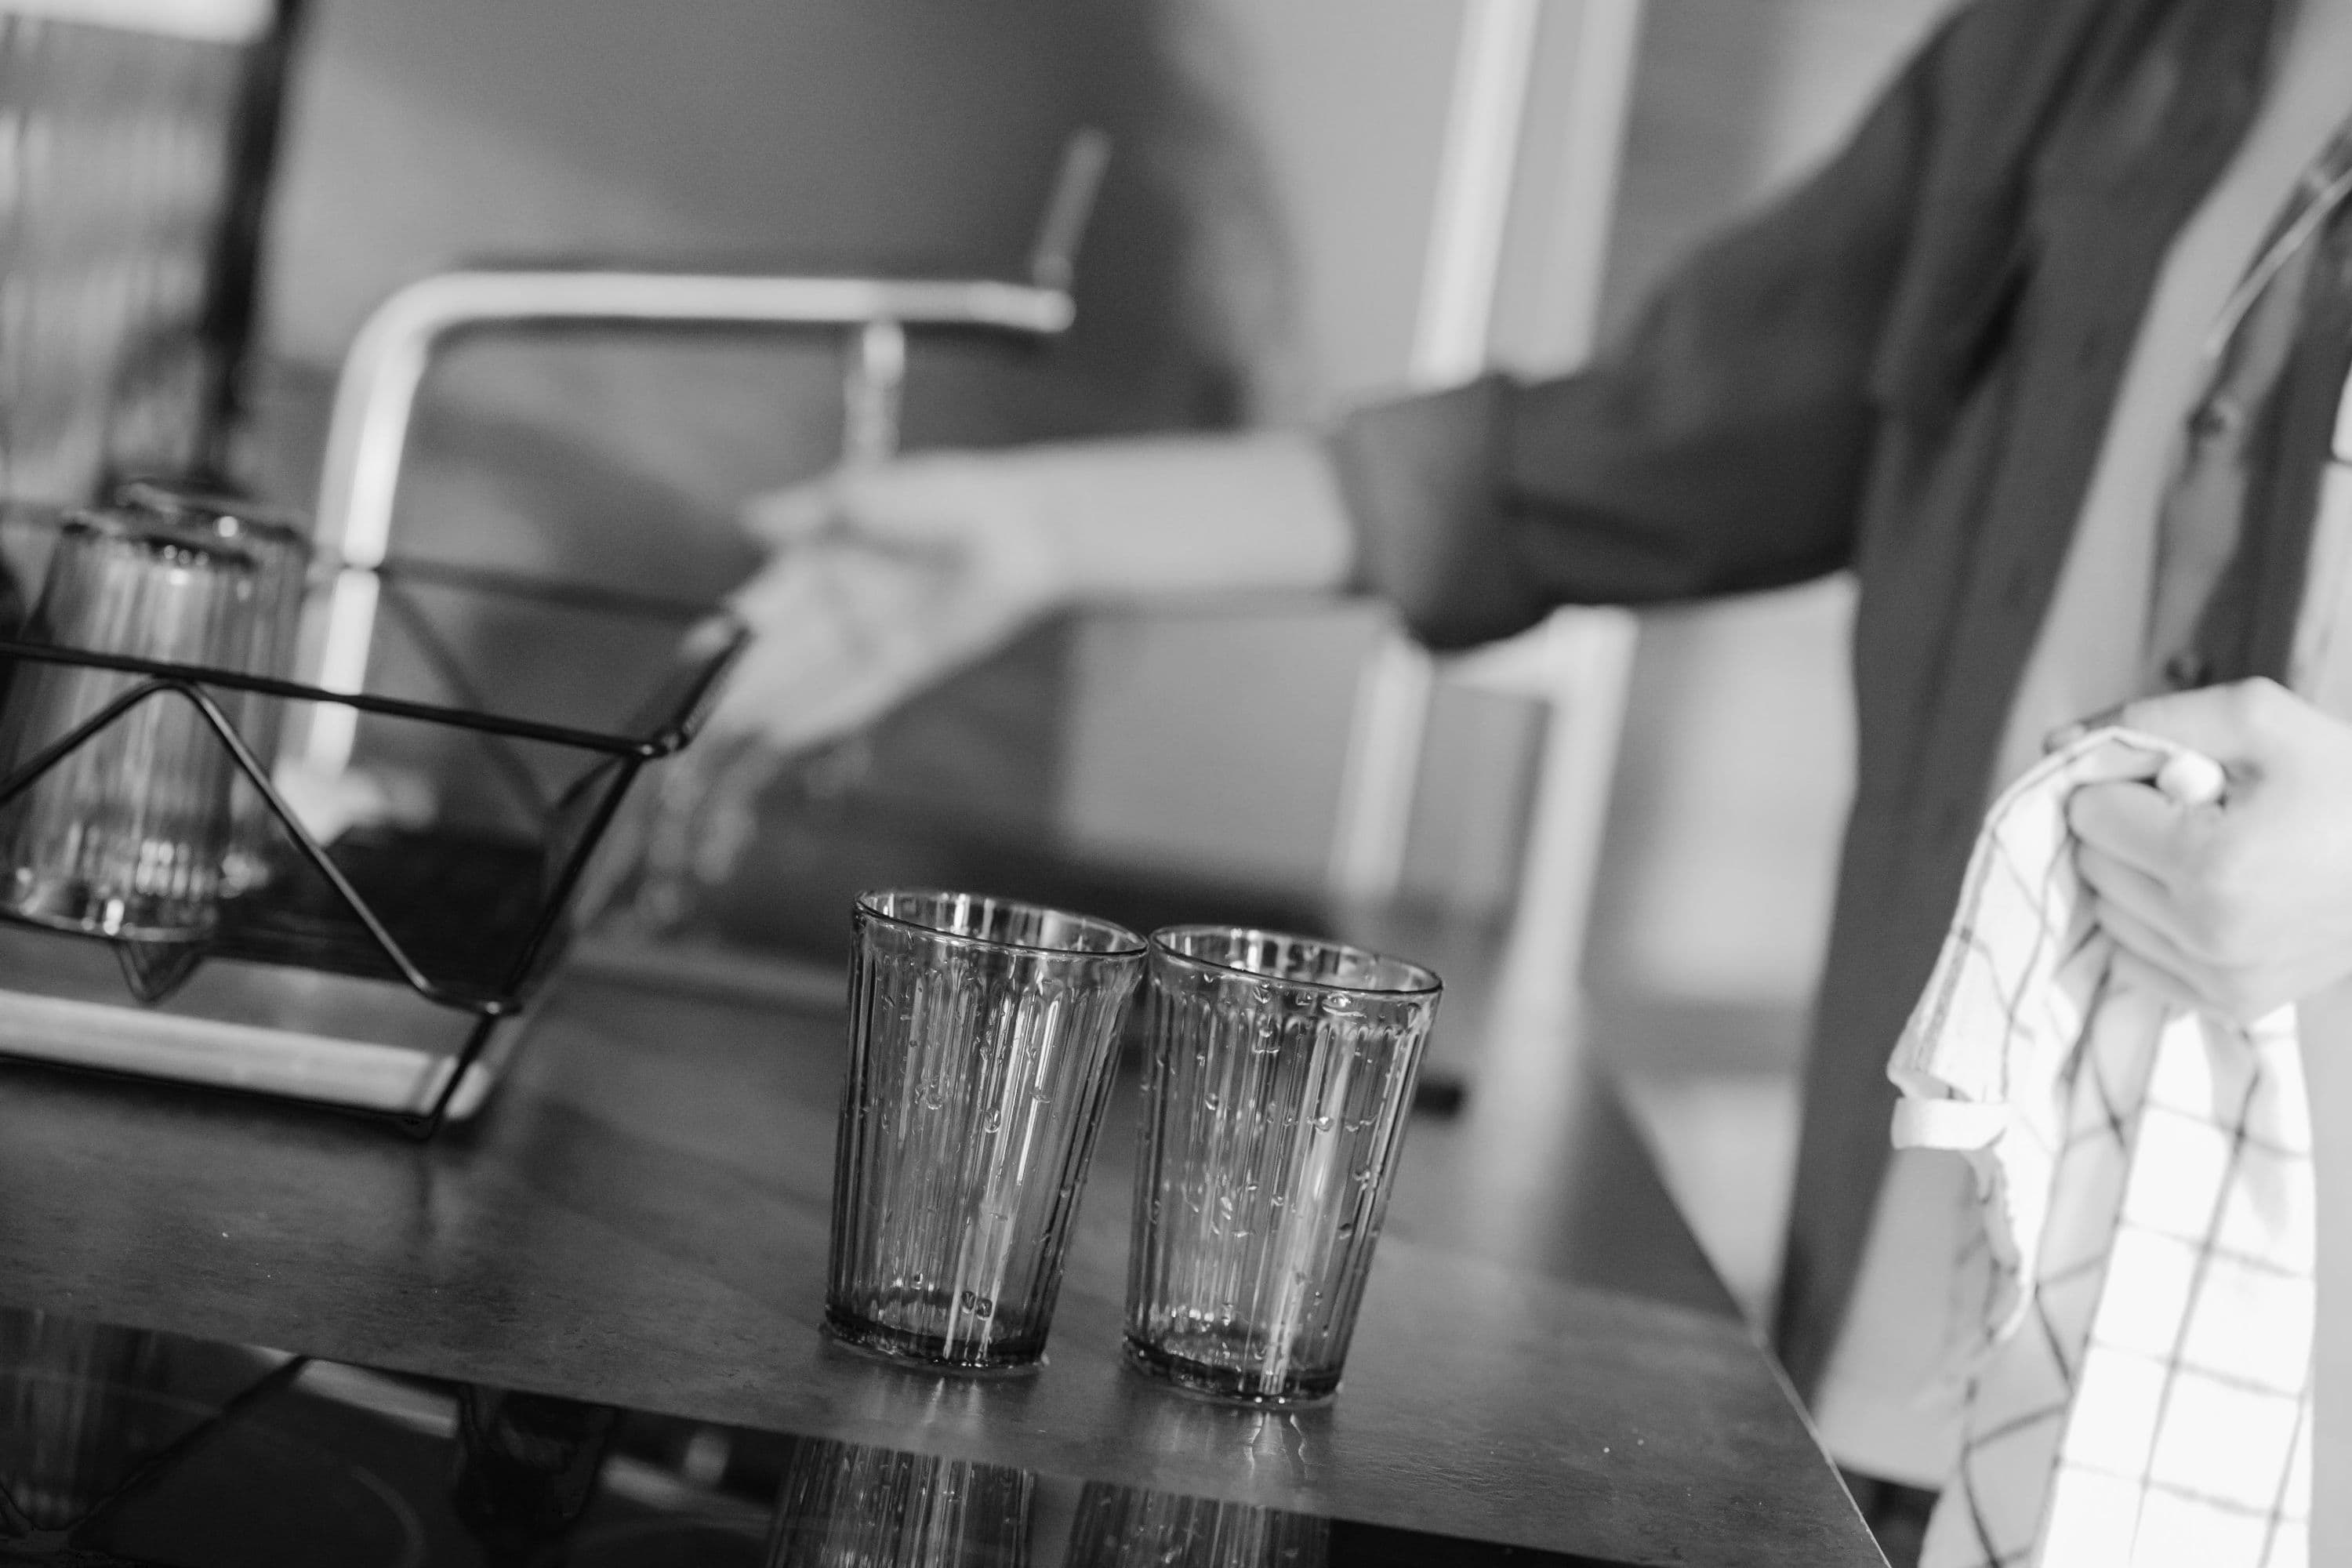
[1065,1483,1328,1568]
[826,891,1145,1370]
[1125,928,1440,1406]
[0,509,258,939]
[112,477,310,893]
[768,1439,1033,1567]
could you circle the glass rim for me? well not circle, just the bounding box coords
[112,477,310,550]
[853,888,1146,959]
[1147,924,1442,997]
[59,506,260,568]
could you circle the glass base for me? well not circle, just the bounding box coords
[2,877,216,943]
[821,1305,1045,1374]
[1120,1334,1339,1408]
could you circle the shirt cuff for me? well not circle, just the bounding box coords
[1328,375,1554,650]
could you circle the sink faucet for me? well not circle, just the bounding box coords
[300,129,1109,777]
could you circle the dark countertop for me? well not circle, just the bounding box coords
[0,967,1880,1567]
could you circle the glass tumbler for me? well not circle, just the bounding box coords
[111,478,311,893]
[1126,928,1440,1406]
[826,891,1145,1370]
[0,510,257,940]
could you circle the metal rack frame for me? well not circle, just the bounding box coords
[0,561,747,1138]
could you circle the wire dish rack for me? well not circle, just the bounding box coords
[0,532,746,1138]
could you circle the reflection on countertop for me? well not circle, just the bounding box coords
[0,1304,1593,1567]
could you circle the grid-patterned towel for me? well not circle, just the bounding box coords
[1889,729,2314,1568]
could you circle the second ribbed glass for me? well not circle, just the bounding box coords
[1125,928,1440,1406]
[826,891,1145,1370]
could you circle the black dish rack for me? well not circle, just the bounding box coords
[0,547,746,1138]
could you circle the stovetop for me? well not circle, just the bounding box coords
[0,1305,1602,1567]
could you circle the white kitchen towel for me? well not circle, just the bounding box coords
[1889,728,2314,1568]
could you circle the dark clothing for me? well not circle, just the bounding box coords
[1332,0,2344,1393]
[1844,1472,1936,1568]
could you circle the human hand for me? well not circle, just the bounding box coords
[707,450,1067,756]
[706,430,1352,755]
[2063,678,2352,1021]
[590,452,1066,927]
[624,433,1352,917]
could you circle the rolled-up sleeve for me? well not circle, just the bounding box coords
[1334,16,1946,651]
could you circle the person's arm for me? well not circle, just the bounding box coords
[743,430,1356,604]
[707,433,1352,757]
[708,2,1967,754]
[1337,14,1952,651]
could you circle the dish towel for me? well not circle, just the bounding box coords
[1889,729,2314,1568]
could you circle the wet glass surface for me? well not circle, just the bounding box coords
[0,1303,1618,1567]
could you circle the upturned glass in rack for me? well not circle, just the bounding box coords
[0,506,748,1132]
[108,478,310,895]
[827,891,1145,1370]
[0,508,258,940]
[1125,928,1440,1406]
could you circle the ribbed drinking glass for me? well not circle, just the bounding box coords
[1125,927,1440,1406]
[826,891,1145,1370]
